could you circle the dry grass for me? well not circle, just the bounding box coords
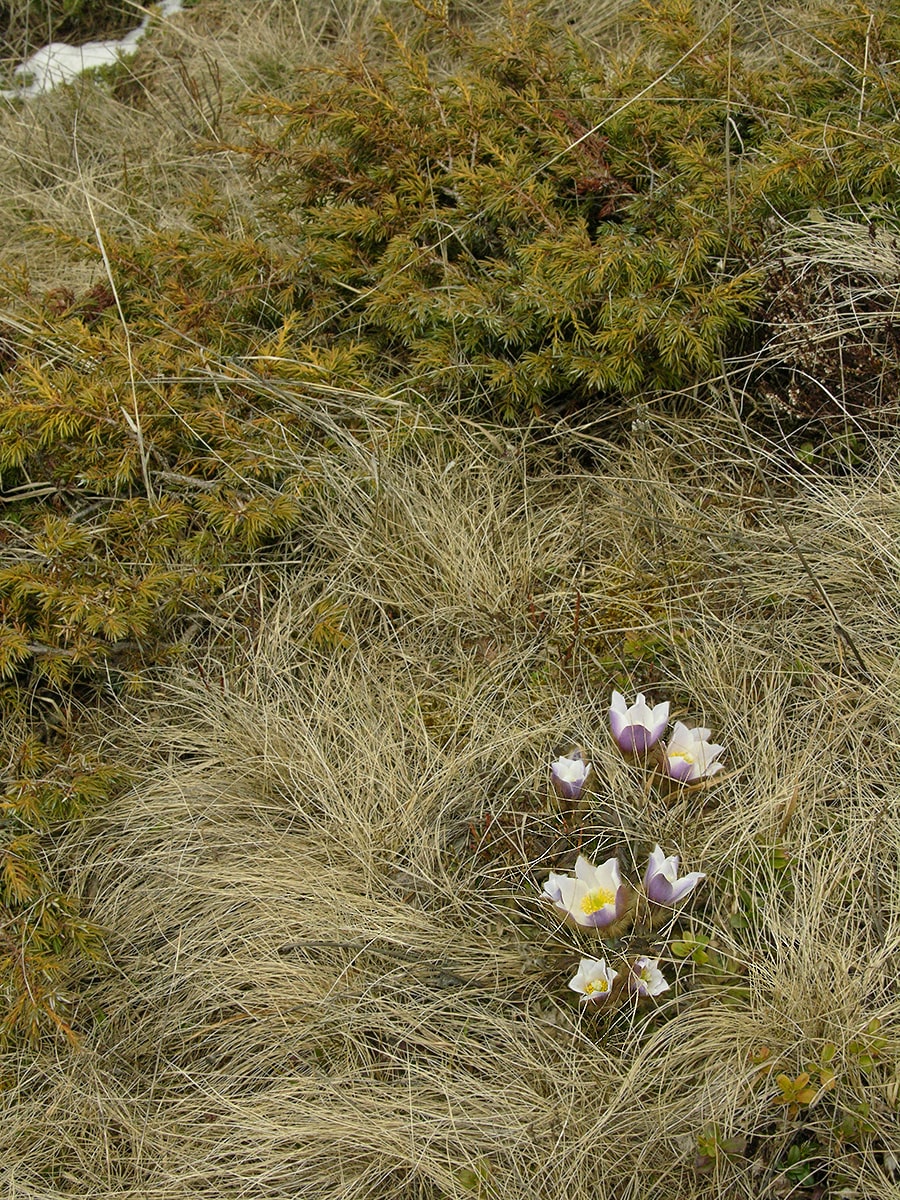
[1,411,898,1197]
[0,0,397,288]
[0,0,899,1195]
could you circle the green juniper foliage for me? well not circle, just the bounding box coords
[2,0,900,1040]
[240,5,764,418]
[235,0,900,418]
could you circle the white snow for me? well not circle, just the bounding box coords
[1,1,184,100]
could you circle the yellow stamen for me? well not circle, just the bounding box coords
[584,979,609,995]
[581,887,616,915]
[669,751,694,765]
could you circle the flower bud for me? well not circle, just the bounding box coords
[644,845,705,905]
[609,691,669,755]
[550,748,590,801]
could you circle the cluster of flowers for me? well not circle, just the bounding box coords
[541,691,719,1006]
[543,847,704,1002]
[550,692,725,800]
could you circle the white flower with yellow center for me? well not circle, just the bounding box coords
[663,721,725,783]
[568,956,618,1003]
[541,854,627,929]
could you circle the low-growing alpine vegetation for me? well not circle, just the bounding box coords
[3,0,900,1046]
[0,1,898,1197]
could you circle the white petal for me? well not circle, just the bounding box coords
[666,721,692,753]
[661,853,680,883]
[670,871,705,902]
[568,962,590,992]
[595,856,621,891]
[555,876,580,913]
[644,845,665,886]
[574,855,598,885]
[541,872,566,902]
[648,849,672,878]
[629,694,653,724]
[552,756,586,784]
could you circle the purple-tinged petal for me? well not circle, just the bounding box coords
[609,693,629,742]
[551,749,590,801]
[664,754,697,782]
[668,870,706,903]
[581,902,618,928]
[541,872,567,903]
[569,956,618,1001]
[551,774,579,800]
[644,845,705,905]
[643,844,669,887]
[630,956,670,997]
[621,724,651,754]
[609,690,670,754]
[649,876,675,904]
[663,722,725,783]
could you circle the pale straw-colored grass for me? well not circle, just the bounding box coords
[1,406,897,1198]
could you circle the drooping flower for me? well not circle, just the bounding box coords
[550,748,591,801]
[569,956,618,1003]
[663,721,724,783]
[629,956,670,998]
[609,691,670,755]
[541,854,628,930]
[644,845,705,906]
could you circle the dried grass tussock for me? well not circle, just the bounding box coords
[1,415,898,1198]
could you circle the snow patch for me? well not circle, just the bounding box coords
[2,1,184,99]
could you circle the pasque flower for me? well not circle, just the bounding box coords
[569,956,618,1002]
[644,845,705,906]
[663,721,724,782]
[609,691,670,754]
[550,748,590,801]
[629,956,670,998]
[541,854,628,929]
